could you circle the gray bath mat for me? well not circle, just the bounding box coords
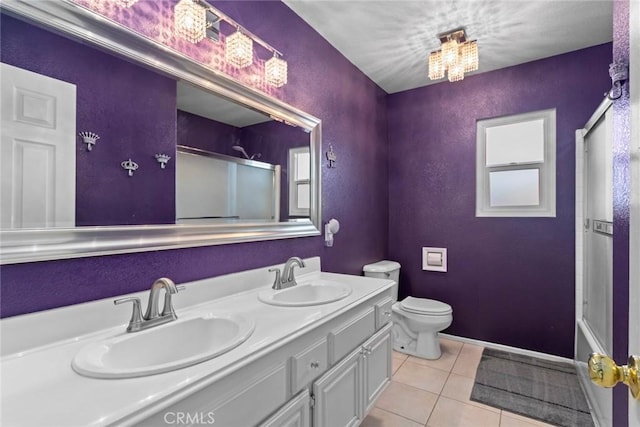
[470,348,594,427]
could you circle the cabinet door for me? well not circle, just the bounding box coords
[312,347,363,427]
[260,390,310,427]
[362,323,393,415]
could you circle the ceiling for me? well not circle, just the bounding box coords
[283,0,613,94]
[178,81,271,127]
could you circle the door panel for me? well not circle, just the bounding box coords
[1,63,76,228]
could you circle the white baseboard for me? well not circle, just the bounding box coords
[440,333,575,365]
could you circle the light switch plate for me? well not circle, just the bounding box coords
[422,247,447,272]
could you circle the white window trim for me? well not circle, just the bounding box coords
[476,109,556,217]
[288,146,310,217]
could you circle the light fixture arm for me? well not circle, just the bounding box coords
[198,0,283,57]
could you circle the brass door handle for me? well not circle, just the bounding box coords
[588,353,640,400]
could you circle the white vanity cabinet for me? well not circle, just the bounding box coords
[312,323,392,427]
[260,390,311,427]
[0,260,396,427]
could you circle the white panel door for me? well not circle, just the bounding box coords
[313,347,362,427]
[1,63,76,228]
[628,0,640,422]
[362,324,392,415]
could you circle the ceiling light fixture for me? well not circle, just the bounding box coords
[428,28,478,83]
[174,0,207,44]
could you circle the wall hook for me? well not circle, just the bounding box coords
[79,132,100,151]
[121,158,139,176]
[607,62,628,100]
[155,153,171,169]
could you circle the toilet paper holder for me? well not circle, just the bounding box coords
[422,247,447,272]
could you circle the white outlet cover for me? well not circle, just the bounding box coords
[422,247,447,272]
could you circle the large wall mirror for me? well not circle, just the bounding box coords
[0,0,322,264]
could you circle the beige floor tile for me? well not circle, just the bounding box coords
[393,361,450,394]
[393,350,409,362]
[406,338,463,372]
[392,354,406,374]
[426,396,500,427]
[375,380,438,424]
[440,373,500,413]
[361,407,424,427]
[500,411,556,427]
[451,343,484,378]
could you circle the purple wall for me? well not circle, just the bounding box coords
[611,0,631,425]
[387,43,612,358]
[0,15,177,226]
[0,2,389,317]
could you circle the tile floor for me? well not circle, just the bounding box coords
[361,339,556,427]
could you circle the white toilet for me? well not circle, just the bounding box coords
[363,260,453,360]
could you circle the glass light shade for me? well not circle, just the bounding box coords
[265,55,288,87]
[428,50,444,80]
[226,30,253,68]
[116,0,139,7]
[174,0,207,44]
[441,39,459,67]
[461,40,479,73]
[447,57,465,82]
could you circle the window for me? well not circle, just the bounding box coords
[476,109,556,217]
[288,147,310,216]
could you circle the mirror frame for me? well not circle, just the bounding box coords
[0,0,322,264]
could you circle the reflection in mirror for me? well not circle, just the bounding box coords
[0,12,311,230]
[0,0,321,264]
[176,145,281,223]
[176,81,310,224]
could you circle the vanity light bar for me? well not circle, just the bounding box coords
[198,0,283,58]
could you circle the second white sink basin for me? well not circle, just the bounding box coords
[72,313,255,379]
[258,280,352,307]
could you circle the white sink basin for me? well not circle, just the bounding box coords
[258,280,352,307]
[72,313,255,379]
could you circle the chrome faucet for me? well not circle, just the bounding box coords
[269,257,306,290]
[114,277,183,333]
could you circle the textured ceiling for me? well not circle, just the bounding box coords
[283,0,613,94]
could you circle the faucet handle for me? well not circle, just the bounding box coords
[114,297,143,331]
[269,268,282,289]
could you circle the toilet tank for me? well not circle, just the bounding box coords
[363,260,400,302]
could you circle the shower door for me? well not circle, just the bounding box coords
[575,98,613,426]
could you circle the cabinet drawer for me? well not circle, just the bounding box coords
[260,390,310,427]
[290,338,328,393]
[328,308,375,364]
[375,298,393,329]
[140,363,287,427]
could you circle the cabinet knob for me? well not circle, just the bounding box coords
[383,311,391,317]
[362,346,372,355]
[310,361,320,369]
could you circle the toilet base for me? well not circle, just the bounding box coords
[392,324,442,360]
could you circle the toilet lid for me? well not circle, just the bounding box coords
[400,297,452,315]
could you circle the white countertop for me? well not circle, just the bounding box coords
[0,257,394,426]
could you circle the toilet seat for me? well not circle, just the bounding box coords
[399,297,452,316]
